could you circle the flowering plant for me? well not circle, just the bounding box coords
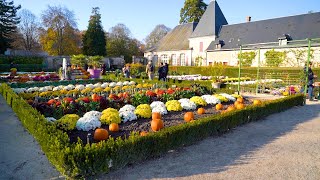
[201,95,221,105]
[150,101,168,115]
[178,98,197,110]
[55,114,80,131]
[165,100,182,112]
[219,93,236,102]
[100,108,121,124]
[190,96,207,106]
[76,111,102,131]
[134,104,152,118]
[213,94,229,102]
[119,105,137,123]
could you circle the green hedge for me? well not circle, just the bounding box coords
[0,64,43,72]
[0,55,44,64]
[0,82,304,178]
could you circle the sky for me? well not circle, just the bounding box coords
[13,0,320,42]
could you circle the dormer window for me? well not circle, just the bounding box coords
[215,40,224,49]
[278,34,291,46]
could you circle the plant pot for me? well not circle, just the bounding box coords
[212,82,222,89]
[88,69,101,79]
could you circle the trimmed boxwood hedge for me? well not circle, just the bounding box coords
[0,82,304,178]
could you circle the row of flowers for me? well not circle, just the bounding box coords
[46,93,240,132]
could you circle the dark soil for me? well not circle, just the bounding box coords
[67,100,251,144]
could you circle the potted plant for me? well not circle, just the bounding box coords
[87,56,103,78]
[209,63,225,89]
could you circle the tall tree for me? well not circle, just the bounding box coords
[144,24,171,49]
[106,23,142,63]
[40,5,81,55]
[0,0,21,54]
[82,7,106,56]
[179,0,207,24]
[14,9,41,51]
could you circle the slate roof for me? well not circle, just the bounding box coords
[207,12,320,51]
[190,0,228,38]
[147,22,198,52]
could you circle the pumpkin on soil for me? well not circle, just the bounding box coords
[234,101,241,107]
[215,103,223,110]
[140,131,148,136]
[109,123,119,132]
[151,119,164,132]
[152,112,161,120]
[253,99,262,106]
[184,112,194,122]
[237,97,244,103]
[227,105,236,111]
[236,103,245,110]
[197,108,205,115]
[94,128,109,141]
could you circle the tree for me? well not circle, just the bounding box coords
[0,0,21,54]
[265,49,287,67]
[238,51,256,67]
[144,24,171,49]
[179,0,207,24]
[106,23,142,63]
[39,5,81,55]
[13,9,41,51]
[82,7,106,56]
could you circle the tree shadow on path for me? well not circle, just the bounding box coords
[99,102,320,180]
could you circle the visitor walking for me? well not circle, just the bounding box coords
[303,61,317,101]
[146,61,154,80]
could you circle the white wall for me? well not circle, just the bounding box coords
[189,36,215,65]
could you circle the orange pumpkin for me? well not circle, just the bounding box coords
[151,119,164,132]
[184,112,194,122]
[215,103,223,110]
[93,128,109,141]
[253,99,262,106]
[197,108,205,115]
[237,97,244,103]
[152,112,161,120]
[109,123,119,132]
[227,105,236,111]
[140,131,148,136]
[234,101,241,106]
[236,103,245,110]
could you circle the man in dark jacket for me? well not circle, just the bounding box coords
[304,62,317,100]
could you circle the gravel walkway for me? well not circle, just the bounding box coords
[0,94,319,180]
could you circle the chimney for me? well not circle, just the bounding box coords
[246,16,251,22]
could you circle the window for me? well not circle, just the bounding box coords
[180,53,186,66]
[161,54,168,64]
[200,42,203,52]
[171,54,176,66]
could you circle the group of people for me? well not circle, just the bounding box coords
[145,61,169,81]
[122,65,131,78]
[303,61,318,101]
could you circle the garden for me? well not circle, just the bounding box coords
[0,73,304,178]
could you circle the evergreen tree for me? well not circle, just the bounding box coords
[179,0,207,24]
[82,7,106,56]
[0,0,21,54]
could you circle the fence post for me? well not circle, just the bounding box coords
[256,48,261,94]
[304,39,311,103]
[238,45,242,95]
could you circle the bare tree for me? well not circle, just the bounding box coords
[15,9,41,51]
[144,24,171,49]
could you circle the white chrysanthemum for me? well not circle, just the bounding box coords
[101,83,109,88]
[201,95,221,105]
[93,83,101,88]
[45,117,57,123]
[123,81,129,86]
[76,116,101,131]
[39,87,47,92]
[67,84,75,90]
[150,101,165,109]
[116,82,123,86]
[129,81,135,85]
[83,111,102,119]
[26,87,36,93]
[178,98,197,110]
[33,87,39,92]
[45,86,53,91]
[86,84,94,89]
[13,88,26,94]
[219,93,236,102]
[75,84,85,90]
[119,104,136,113]
[109,82,116,87]
[152,106,168,115]
[52,87,60,91]
[119,111,137,123]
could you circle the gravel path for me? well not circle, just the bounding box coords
[0,94,319,180]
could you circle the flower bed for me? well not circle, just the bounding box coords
[0,82,304,178]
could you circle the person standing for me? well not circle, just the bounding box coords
[304,61,317,101]
[158,63,165,81]
[124,65,130,78]
[146,61,154,80]
[164,63,169,81]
